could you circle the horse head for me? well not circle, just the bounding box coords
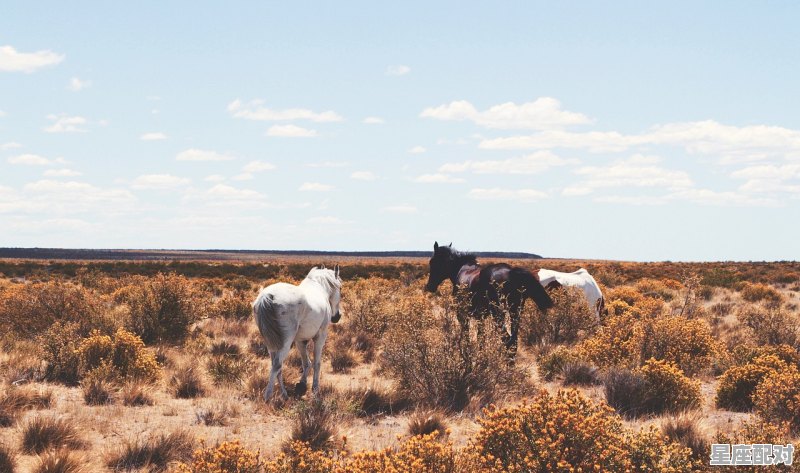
[425,241,454,293]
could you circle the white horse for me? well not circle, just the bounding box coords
[253,266,342,401]
[538,268,605,320]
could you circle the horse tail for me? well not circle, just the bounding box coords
[253,292,284,351]
[513,268,553,311]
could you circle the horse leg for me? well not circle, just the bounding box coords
[507,299,522,356]
[295,340,310,396]
[311,329,328,395]
[265,340,293,401]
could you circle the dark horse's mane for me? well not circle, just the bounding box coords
[451,249,478,266]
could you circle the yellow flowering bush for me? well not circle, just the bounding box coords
[752,364,800,432]
[174,441,262,473]
[716,354,791,412]
[463,389,695,472]
[638,358,701,414]
[714,420,796,473]
[75,328,160,383]
[740,282,783,304]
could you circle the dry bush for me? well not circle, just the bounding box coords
[408,411,448,438]
[173,441,262,473]
[523,286,596,345]
[114,273,206,344]
[244,371,269,402]
[604,359,701,418]
[81,377,114,406]
[715,354,790,412]
[206,352,252,385]
[463,389,695,472]
[209,340,241,357]
[752,365,800,432]
[741,282,783,304]
[0,443,15,473]
[379,292,528,412]
[0,281,110,337]
[74,328,161,384]
[41,322,82,385]
[288,399,339,452]
[121,383,154,407]
[341,277,403,338]
[345,385,410,417]
[660,412,709,461]
[635,278,680,301]
[536,345,579,381]
[561,360,601,386]
[737,303,800,347]
[33,449,88,473]
[21,416,85,454]
[0,387,53,427]
[169,366,206,399]
[248,334,269,358]
[195,404,238,427]
[211,290,253,320]
[107,430,194,472]
[329,344,357,374]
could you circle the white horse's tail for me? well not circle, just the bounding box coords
[254,292,284,350]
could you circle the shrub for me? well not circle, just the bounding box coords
[288,399,339,452]
[329,348,357,374]
[737,304,800,347]
[660,412,709,461]
[408,411,448,438]
[715,354,790,411]
[752,365,800,432]
[561,360,600,386]
[209,340,241,357]
[341,278,402,337]
[195,404,238,427]
[174,441,262,473]
[464,389,694,472]
[41,322,82,385]
[244,372,269,402]
[115,273,205,344]
[0,443,14,473]
[170,366,206,399]
[81,377,114,406]
[121,383,154,407]
[33,449,87,473]
[604,360,701,418]
[346,385,410,417]
[536,345,579,381]
[714,420,796,473]
[741,282,783,304]
[379,292,528,411]
[345,432,457,473]
[107,431,194,472]
[21,416,85,454]
[74,329,160,383]
[0,387,53,427]
[207,353,251,385]
[523,286,596,345]
[212,290,253,320]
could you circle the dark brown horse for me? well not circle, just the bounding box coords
[424,242,553,352]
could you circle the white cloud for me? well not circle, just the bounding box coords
[468,188,548,202]
[204,174,226,183]
[0,142,22,150]
[43,168,82,177]
[7,154,67,166]
[299,182,334,192]
[409,146,426,154]
[140,132,167,141]
[0,45,64,73]
[439,151,575,175]
[350,171,377,181]
[363,117,385,124]
[572,155,693,192]
[232,173,254,181]
[176,148,235,161]
[67,77,91,91]
[381,204,417,214]
[227,99,342,122]
[730,164,800,196]
[44,114,88,133]
[266,124,317,137]
[307,216,351,225]
[0,180,136,215]
[131,174,190,190]
[422,97,592,130]
[414,173,465,184]
[306,161,349,168]
[0,110,5,117]
[595,189,780,208]
[479,120,800,161]
[243,160,276,173]
[385,65,410,76]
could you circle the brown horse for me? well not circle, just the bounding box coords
[424,242,553,352]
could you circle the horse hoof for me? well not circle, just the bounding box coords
[295,382,308,396]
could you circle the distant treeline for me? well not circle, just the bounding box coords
[0,247,543,261]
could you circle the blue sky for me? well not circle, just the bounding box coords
[1,2,799,261]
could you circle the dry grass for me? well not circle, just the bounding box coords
[408,411,448,438]
[33,449,88,473]
[21,416,86,455]
[121,383,154,407]
[81,378,114,406]
[106,430,194,472]
[0,387,53,427]
[660,411,710,461]
[287,399,339,452]
[0,443,15,473]
[169,366,206,399]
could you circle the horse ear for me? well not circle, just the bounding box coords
[434,241,439,250]
[448,242,452,248]
[334,265,340,278]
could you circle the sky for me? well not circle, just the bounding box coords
[1,2,799,261]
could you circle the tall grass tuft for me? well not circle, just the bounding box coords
[32,449,88,473]
[21,416,85,455]
[107,431,194,472]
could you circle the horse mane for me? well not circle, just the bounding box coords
[449,247,478,266]
[305,267,341,295]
